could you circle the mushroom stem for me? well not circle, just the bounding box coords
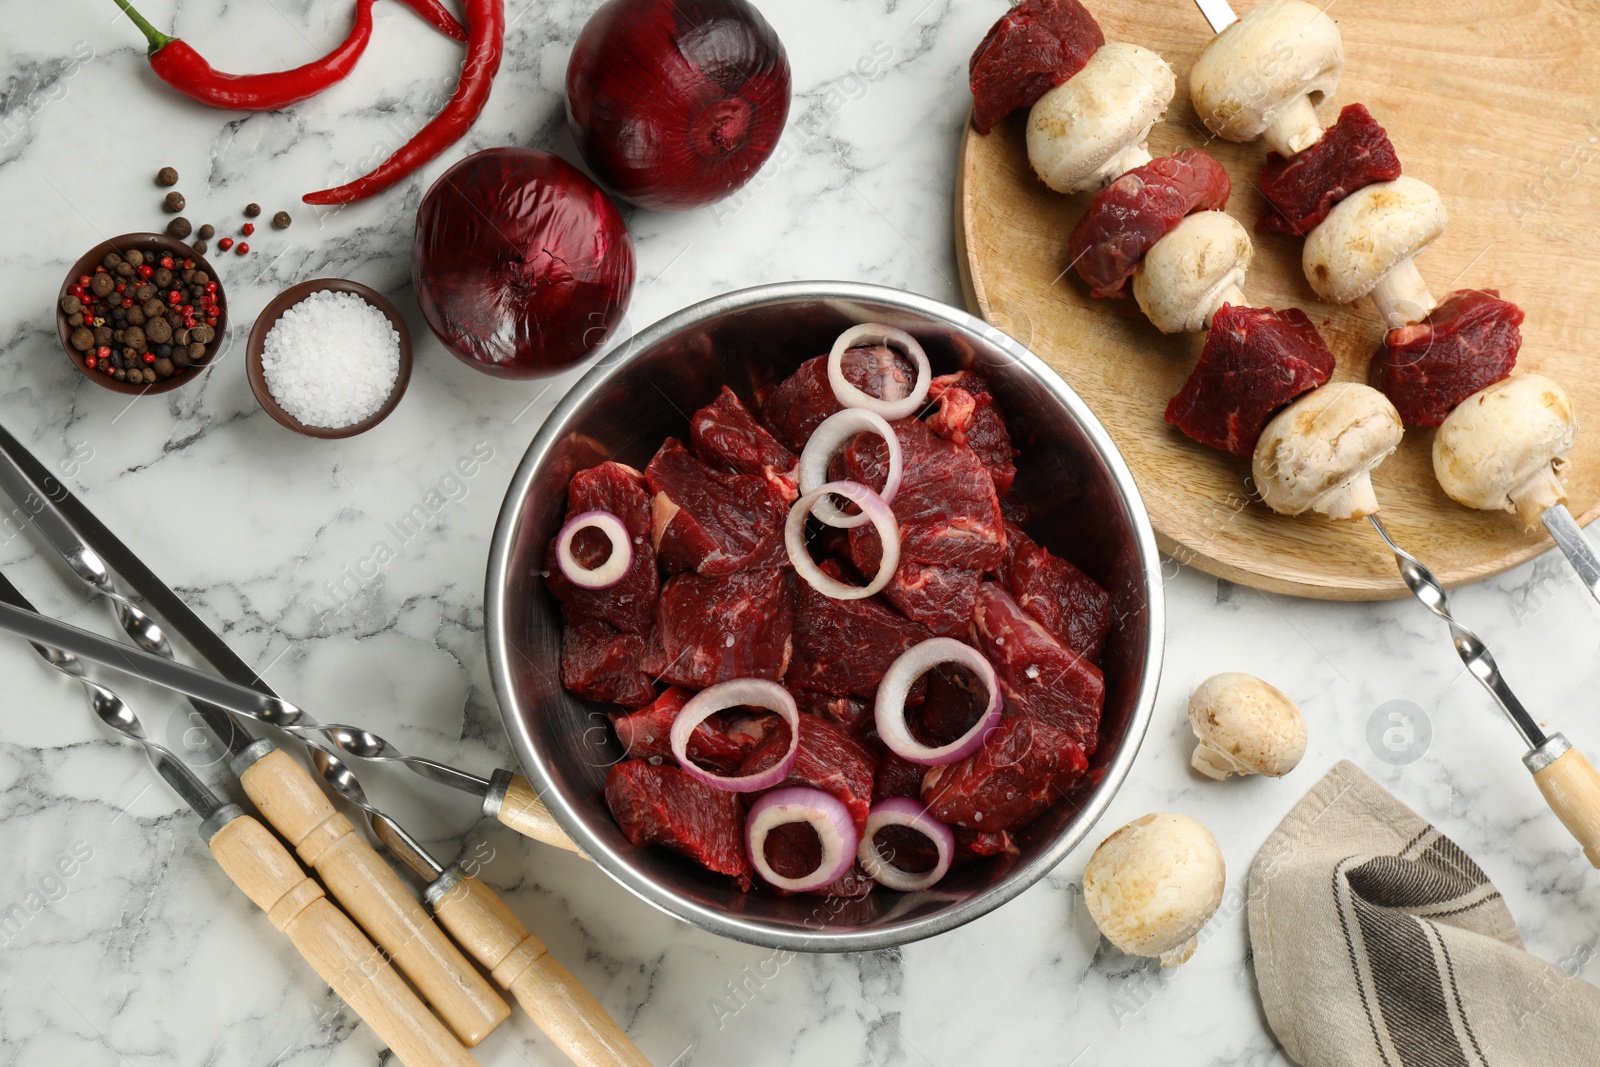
[1094,143,1154,191]
[1369,259,1436,328]
[1313,469,1380,521]
[1509,464,1569,528]
[1262,95,1325,157]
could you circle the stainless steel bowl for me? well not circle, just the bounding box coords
[486,281,1165,951]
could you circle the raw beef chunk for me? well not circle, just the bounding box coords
[1067,149,1232,298]
[605,761,751,880]
[561,614,655,708]
[883,561,982,638]
[689,386,799,501]
[926,371,1018,496]
[654,568,794,689]
[953,827,1019,864]
[995,521,1111,662]
[796,691,873,737]
[969,0,1105,134]
[873,752,927,801]
[740,713,878,834]
[1164,304,1335,457]
[645,439,787,575]
[843,417,1006,572]
[1258,104,1402,236]
[971,582,1104,753]
[922,711,1088,831]
[788,560,933,697]
[761,347,918,453]
[612,686,772,772]
[1371,289,1523,427]
[544,462,657,634]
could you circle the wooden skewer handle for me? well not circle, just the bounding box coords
[487,771,585,857]
[238,744,510,1045]
[207,812,479,1067]
[429,868,651,1067]
[1529,734,1600,868]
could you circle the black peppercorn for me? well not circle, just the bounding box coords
[153,358,175,379]
[188,342,206,363]
[127,308,145,327]
[272,211,292,230]
[189,325,215,345]
[166,216,192,239]
[244,203,261,218]
[197,223,215,240]
[125,250,145,268]
[115,262,135,278]
[69,327,93,351]
[153,268,173,289]
[142,296,164,317]
[101,253,122,270]
[192,240,208,255]
[163,191,185,213]
[92,326,112,347]
[156,167,179,186]
[90,273,114,297]
[156,342,173,358]
[60,294,83,316]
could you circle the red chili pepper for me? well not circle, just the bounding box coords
[303,0,505,205]
[395,0,468,42]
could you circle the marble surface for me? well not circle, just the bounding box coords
[2,1,1599,1064]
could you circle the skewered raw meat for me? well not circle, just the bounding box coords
[1370,289,1523,427]
[969,0,1105,134]
[1257,103,1401,236]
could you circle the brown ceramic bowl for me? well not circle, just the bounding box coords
[246,279,412,439]
[56,232,228,395]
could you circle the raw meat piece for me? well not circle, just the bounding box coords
[968,0,1105,134]
[739,713,878,834]
[921,710,1089,831]
[689,386,800,501]
[758,820,877,897]
[645,439,787,575]
[927,371,1018,496]
[544,462,657,634]
[796,691,873,737]
[916,660,993,744]
[560,614,656,709]
[843,417,1006,572]
[874,752,927,801]
[883,561,982,638]
[1258,104,1402,236]
[953,827,1019,864]
[654,568,794,689]
[1371,289,1524,427]
[612,686,774,772]
[995,520,1112,662]
[761,347,918,454]
[788,559,933,697]
[605,761,751,881]
[1164,304,1335,457]
[971,582,1104,753]
[1067,149,1233,298]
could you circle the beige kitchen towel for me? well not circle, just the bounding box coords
[1249,760,1600,1067]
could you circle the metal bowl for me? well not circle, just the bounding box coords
[486,281,1165,951]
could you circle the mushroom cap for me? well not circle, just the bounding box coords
[1253,383,1404,518]
[1189,0,1344,143]
[1302,177,1447,304]
[1187,672,1307,780]
[1083,812,1226,966]
[1133,211,1253,334]
[1027,43,1176,194]
[1433,374,1578,516]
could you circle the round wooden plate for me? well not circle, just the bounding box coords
[956,0,1600,600]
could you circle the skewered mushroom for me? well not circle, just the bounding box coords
[1302,177,1447,327]
[1027,42,1176,194]
[1187,673,1307,780]
[1253,383,1403,520]
[1189,0,1344,157]
[1083,812,1226,968]
[1434,374,1578,527]
[1133,211,1253,334]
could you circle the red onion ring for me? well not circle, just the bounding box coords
[745,786,860,893]
[858,798,955,892]
[669,679,798,792]
[784,480,900,600]
[555,510,633,589]
[827,324,931,420]
[797,409,903,528]
[874,637,1002,766]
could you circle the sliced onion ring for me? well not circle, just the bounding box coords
[858,798,956,892]
[670,679,798,793]
[746,786,860,893]
[875,637,1002,766]
[555,510,633,589]
[827,323,932,421]
[784,480,900,600]
[798,409,903,528]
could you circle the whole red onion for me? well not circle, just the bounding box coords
[566,0,792,211]
[413,147,635,379]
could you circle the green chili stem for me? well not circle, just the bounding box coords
[110,0,176,54]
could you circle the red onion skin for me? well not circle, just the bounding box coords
[413,147,635,379]
[566,0,792,211]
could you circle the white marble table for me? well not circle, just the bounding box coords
[2,1,1598,1064]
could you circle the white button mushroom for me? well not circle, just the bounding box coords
[1433,374,1579,527]
[1026,43,1176,195]
[1252,383,1404,521]
[1133,211,1253,334]
[1187,673,1307,780]
[1189,0,1344,157]
[1083,812,1226,968]
[1302,177,1448,327]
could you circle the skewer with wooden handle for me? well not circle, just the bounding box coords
[206,809,479,1067]
[1527,735,1600,867]
[237,743,511,1045]
[485,770,585,855]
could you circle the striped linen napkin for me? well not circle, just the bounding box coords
[1249,760,1600,1066]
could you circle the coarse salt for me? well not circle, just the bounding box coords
[261,290,401,429]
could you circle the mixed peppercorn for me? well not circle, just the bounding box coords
[150,167,289,257]
[60,248,220,385]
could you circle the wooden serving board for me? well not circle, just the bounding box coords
[956,0,1600,599]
